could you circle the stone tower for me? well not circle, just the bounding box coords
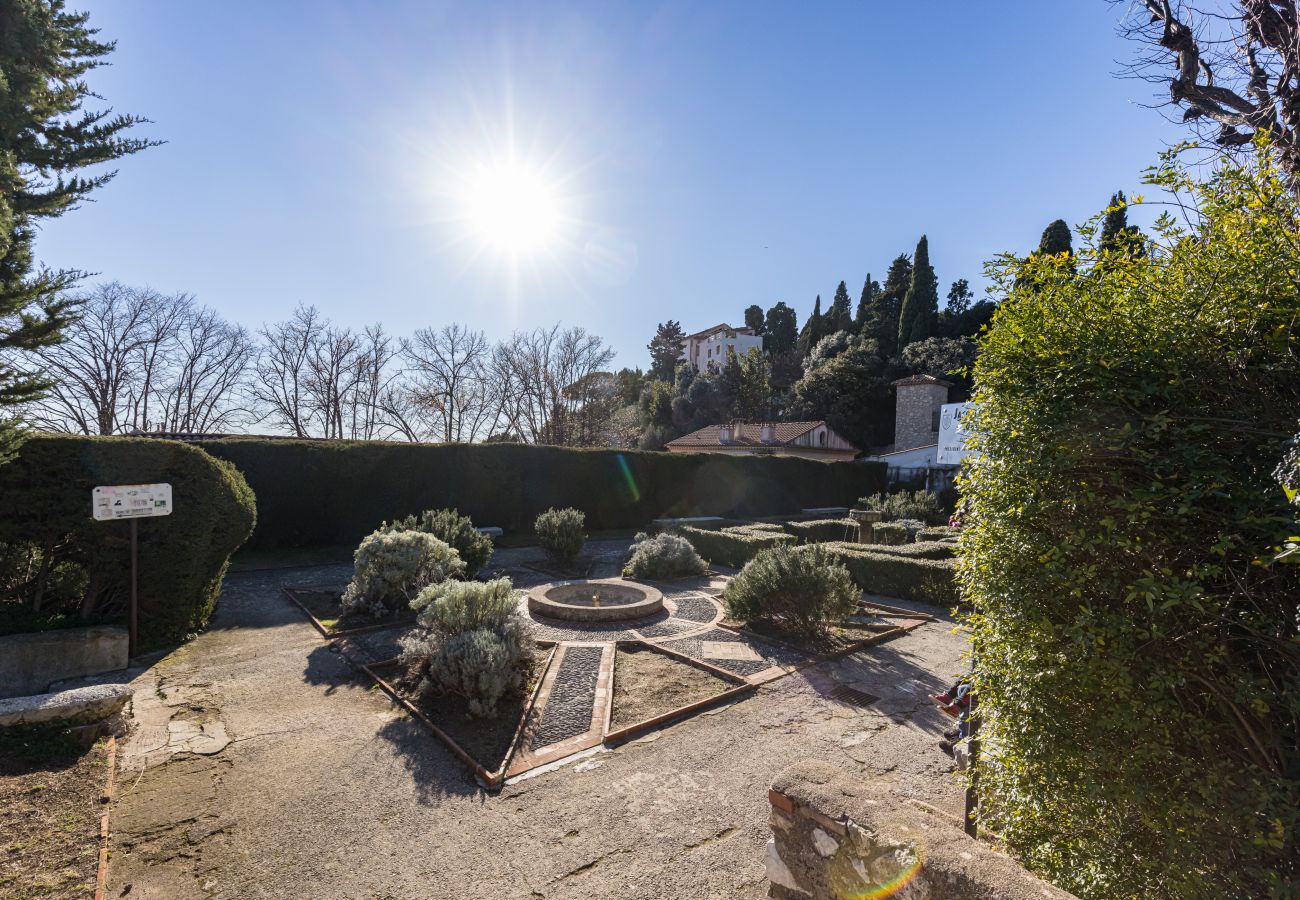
[892,374,951,450]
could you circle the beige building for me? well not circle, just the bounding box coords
[680,323,763,372]
[665,420,859,462]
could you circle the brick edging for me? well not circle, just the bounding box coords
[93,735,117,900]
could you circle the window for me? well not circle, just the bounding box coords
[819,431,826,446]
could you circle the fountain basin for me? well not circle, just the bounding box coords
[526,579,663,623]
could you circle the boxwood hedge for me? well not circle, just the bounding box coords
[678,525,797,569]
[782,518,860,543]
[194,439,884,550]
[820,542,957,605]
[0,436,256,648]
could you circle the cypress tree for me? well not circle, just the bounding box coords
[797,295,823,356]
[872,253,912,355]
[1038,219,1073,256]
[854,274,878,332]
[0,0,155,462]
[827,280,853,333]
[1100,191,1127,252]
[897,235,938,348]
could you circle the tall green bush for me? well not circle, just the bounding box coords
[193,440,885,549]
[722,544,857,634]
[0,436,255,646]
[962,148,1300,897]
[534,507,585,567]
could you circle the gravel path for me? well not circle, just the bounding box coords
[104,545,969,899]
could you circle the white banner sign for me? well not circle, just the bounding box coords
[937,403,975,466]
[93,483,173,521]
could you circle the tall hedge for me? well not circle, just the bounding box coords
[194,440,884,550]
[0,436,256,648]
[962,150,1300,897]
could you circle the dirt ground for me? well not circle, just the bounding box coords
[0,733,108,899]
[610,645,733,730]
[90,541,969,899]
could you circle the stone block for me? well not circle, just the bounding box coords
[0,683,134,729]
[0,626,129,698]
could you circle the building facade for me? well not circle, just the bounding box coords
[665,420,859,462]
[680,323,763,372]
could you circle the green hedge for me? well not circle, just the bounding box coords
[821,542,957,605]
[194,439,885,550]
[916,525,960,543]
[860,540,954,560]
[783,518,861,543]
[0,436,256,647]
[678,525,797,569]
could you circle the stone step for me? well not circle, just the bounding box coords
[0,683,134,729]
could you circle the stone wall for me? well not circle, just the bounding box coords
[0,626,129,698]
[764,759,1075,899]
[894,382,949,451]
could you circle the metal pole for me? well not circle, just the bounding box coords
[129,517,138,659]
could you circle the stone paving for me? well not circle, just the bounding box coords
[534,646,604,747]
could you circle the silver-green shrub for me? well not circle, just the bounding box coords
[400,577,534,718]
[721,544,857,634]
[855,490,943,524]
[534,507,585,566]
[622,531,707,580]
[341,529,465,617]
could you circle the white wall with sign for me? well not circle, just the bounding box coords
[936,403,975,466]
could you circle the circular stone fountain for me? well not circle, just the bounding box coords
[526,578,664,623]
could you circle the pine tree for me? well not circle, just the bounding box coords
[763,302,798,354]
[743,304,765,335]
[796,295,823,356]
[897,235,938,348]
[647,320,686,380]
[827,280,853,333]
[0,0,155,461]
[854,274,878,332]
[1038,219,1073,256]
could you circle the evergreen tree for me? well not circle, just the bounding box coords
[854,274,879,331]
[871,253,912,355]
[827,280,853,333]
[647,320,686,380]
[796,295,823,356]
[946,279,974,315]
[763,301,798,354]
[1038,219,1073,256]
[1100,191,1143,257]
[0,0,155,462]
[743,304,765,335]
[897,235,939,348]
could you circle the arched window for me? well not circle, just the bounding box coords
[819,430,826,446]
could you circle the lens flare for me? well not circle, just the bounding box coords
[616,453,640,502]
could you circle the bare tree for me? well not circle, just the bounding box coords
[398,324,493,442]
[250,305,324,437]
[1117,1,1300,179]
[27,283,242,435]
[500,325,616,446]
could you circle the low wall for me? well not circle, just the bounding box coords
[765,759,1075,899]
[0,627,129,699]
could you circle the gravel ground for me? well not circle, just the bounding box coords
[533,646,603,747]
[104,543,969,900]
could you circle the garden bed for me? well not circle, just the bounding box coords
[609,643,735,731]
[720,618,901,657]
[0,729,111,899]
[366,645,554,786]
[282,586,416,637]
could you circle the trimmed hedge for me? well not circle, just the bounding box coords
[917,525,961,543]
[860,540,954,560]
[195,439,885,550]
[678,525,797,569]
[783,518,860,543]
[0,435,256,647]
[821,542,957,605]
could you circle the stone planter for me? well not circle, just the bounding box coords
[0,626,129,699]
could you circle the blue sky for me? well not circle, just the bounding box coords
[40,2,1177,369]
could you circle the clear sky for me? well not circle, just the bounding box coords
[39,1,1178,370]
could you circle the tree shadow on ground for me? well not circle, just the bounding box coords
[301,643,367,697]
[374,715,486,805]
[803,627,968,738]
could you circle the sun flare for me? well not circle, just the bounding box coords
[462,160,564,255]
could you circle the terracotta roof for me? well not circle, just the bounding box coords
[682,323,756,341]
[666,420,852,450]
[891,373,952,388]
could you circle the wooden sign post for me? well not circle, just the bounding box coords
[92,483,173,656]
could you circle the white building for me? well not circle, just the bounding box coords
[680,323,763,372]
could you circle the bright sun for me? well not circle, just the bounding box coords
[462,160,563,255]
